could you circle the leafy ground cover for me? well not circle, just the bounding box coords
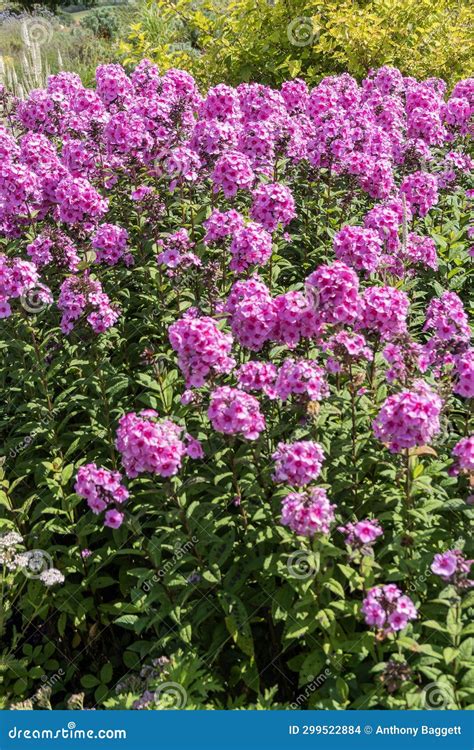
[0,63,473,710]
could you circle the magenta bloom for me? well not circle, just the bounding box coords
[454,349,474,398]
[362,585,417,635]
[92,223,131,266]
[333,225,383,274]
[305,261,360,326]
[55,176,108,225]
[184,434,205,459]
[424,292,470,343]
[203,209,244,245]
[272,440,325,486]
[226,278,276,351]
[27,229,80,272]
[115,412,189,478]
[104,509,125,529]
[211,150,254,198]
[250,183,296,232]
[272,291,322,348]
[208,386,265,440]
[274,358,328,402]
[451,435,474,473]
[324,331,372,373]
[169,314,235,388]
[281,488,335,537]
[431,552,458,578]
[236,361,277,399]
[57,274,119,335]
[229,223,272,273]
[431,550,473,588]
[400,171,438,217]
[75,463,128,529]
[357,286,409,340]
[373,380,442,452]
[339,518,383,551]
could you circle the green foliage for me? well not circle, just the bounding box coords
[0,8,130,95]
[120,0,474,88]
[81,7,120,39]
[0,157,473,709]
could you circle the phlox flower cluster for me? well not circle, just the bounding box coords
[168,314,235,387]
[272,440,325,486]
[236,361,277,398]
[451,436,474,474]
[203,209,243,245]
[115,411,190,478]
[357,286,409,340]
[305,262,359,326]
[75,463,129,529]
[404,233,438,271]
[382,338,423,384]
[324,331,373,373]
[420,293,471,376]
[272,291,321,348]
[157,229,200,270]
[274,358,328,402]
[57,274,119,334]
[249,183,296,232]
[0,162,41,228]
[237,121,275,173]
[373,380,443,453]
[199,83,240,122]
[364,200,404,253]
[338,518,383,552]
[333,225,383,274]
[0,254,47,318]
[453,349,474,398]
[280,78,309,115]
[423,291,470,342]
[54,176,108,225]
[27,229,80,272]
[225,278,277,351]
[165,145,202,191]
[400,171,438,217]
[211,150,254,198]
[207,386,265,440]
[281,488,335,537]
[92,223,133,266]
[229,223,273,272]
[1,61,470,347]
[362,585,417,634]
[431,550,473,588]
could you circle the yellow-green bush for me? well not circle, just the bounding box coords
[120,0,474,88]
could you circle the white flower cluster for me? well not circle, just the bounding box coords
[0,532,64,587]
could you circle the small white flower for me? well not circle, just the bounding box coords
[39,568,65,587]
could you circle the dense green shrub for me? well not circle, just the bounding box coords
[0,57,473,712]
[81,7,120,39]
[121,0,474,88]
